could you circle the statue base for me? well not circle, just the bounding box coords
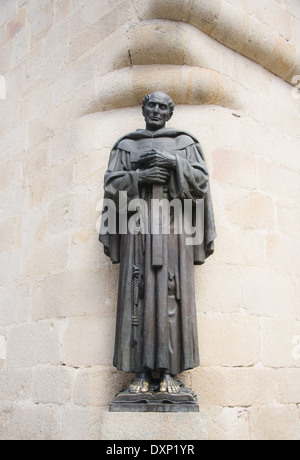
[109,380,199,413]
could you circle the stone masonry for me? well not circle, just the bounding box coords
[0,0,299,440]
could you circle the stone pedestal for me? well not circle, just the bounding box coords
[109,383,199,413]
[101,412,207,440]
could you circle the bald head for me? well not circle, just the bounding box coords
[142,92,175,131]
[143,92,175,114]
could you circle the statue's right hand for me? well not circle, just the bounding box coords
[138,166,170,185]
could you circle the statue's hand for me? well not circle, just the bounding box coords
[140,150,176,170]
[138,166,170,185]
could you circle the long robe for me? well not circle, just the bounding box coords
[100,128,216,375]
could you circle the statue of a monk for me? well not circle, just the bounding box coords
[100,92,216,395]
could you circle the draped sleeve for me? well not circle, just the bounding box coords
[104,148,140,212]
[99,147,139,264]
[169,142,209,201]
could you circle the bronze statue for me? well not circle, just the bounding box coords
[100,92,216,405]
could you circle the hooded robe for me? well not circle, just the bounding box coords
[100,128,216,375]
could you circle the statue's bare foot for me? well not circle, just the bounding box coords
[159,373,181,394]
[128,374,150,394]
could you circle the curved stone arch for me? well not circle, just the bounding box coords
[128,21,224,70]
[92,1,299,113]
[95,20,246,112]
[132,0,300,85]
[96,65,245,112]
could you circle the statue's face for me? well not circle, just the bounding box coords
[143,93,172,131]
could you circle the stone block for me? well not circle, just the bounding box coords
[0,402,60,440]
[0,100,21,141]
[129,22,185,67]
[286,0,300,19]
[50,56,94,107]
[222,189,275,230]
[256,0,291,40]
[27,0,53,20]
[262,101,300,139]
[0,0,17,28]
[61,405,90,440]
[198,314,260,367]
[261,132,300,173]
[0,75,6,99]
[68,229,105,270]
[205,406,250,441]
[190,0,221,36]
[0,281,31,326]
[12,25,30,66]
[193,367,276,408]
[275,368,300,404]
[195,262,243,313]
[21,204,47,248]
[0,123,27,163]
[6,7,27,41]
[43,12,69,58]
[0,368,32,401]
[241,267,297,318]
[43,43,70,83]
[0,335,6,361]
[249,404,300,440]
[24,41,44,90]
[69,0,130,62]
[0,41,13,75]
[213,225,265,268]
[277,199,300,239]
[31,266,118,320]
[265,234,300,275]
[258,158,300,200]
[211,1,249,53]
[262,317,300,368]
[73,150,109,187]
[54,0,70,23]
[28,161,73,207]
[73,366,133,408]
[269,36,296,79]
[211,147,256,190]
[241,17,276,73]
[133,0,188,23]
[183,23,223,71]
[30,0,54,47]
[33,365,74,404]
[93,25,129,77]
[0,249,22,287]
[22,235,69,277]
[62,315,116,367]
[7,321,60,368]
[47,189,98,234]
[0,216,20,253]
[225,0,254,14]
[23,85,51,123]
[100,411,208,440]
[97,64,243,113]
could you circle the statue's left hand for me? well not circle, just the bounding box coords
[140,150,177,170]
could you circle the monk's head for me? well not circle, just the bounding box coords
[142,92,175,131]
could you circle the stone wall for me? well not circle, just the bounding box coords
[0,0,299,440]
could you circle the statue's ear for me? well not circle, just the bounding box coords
[167,112,173,121]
